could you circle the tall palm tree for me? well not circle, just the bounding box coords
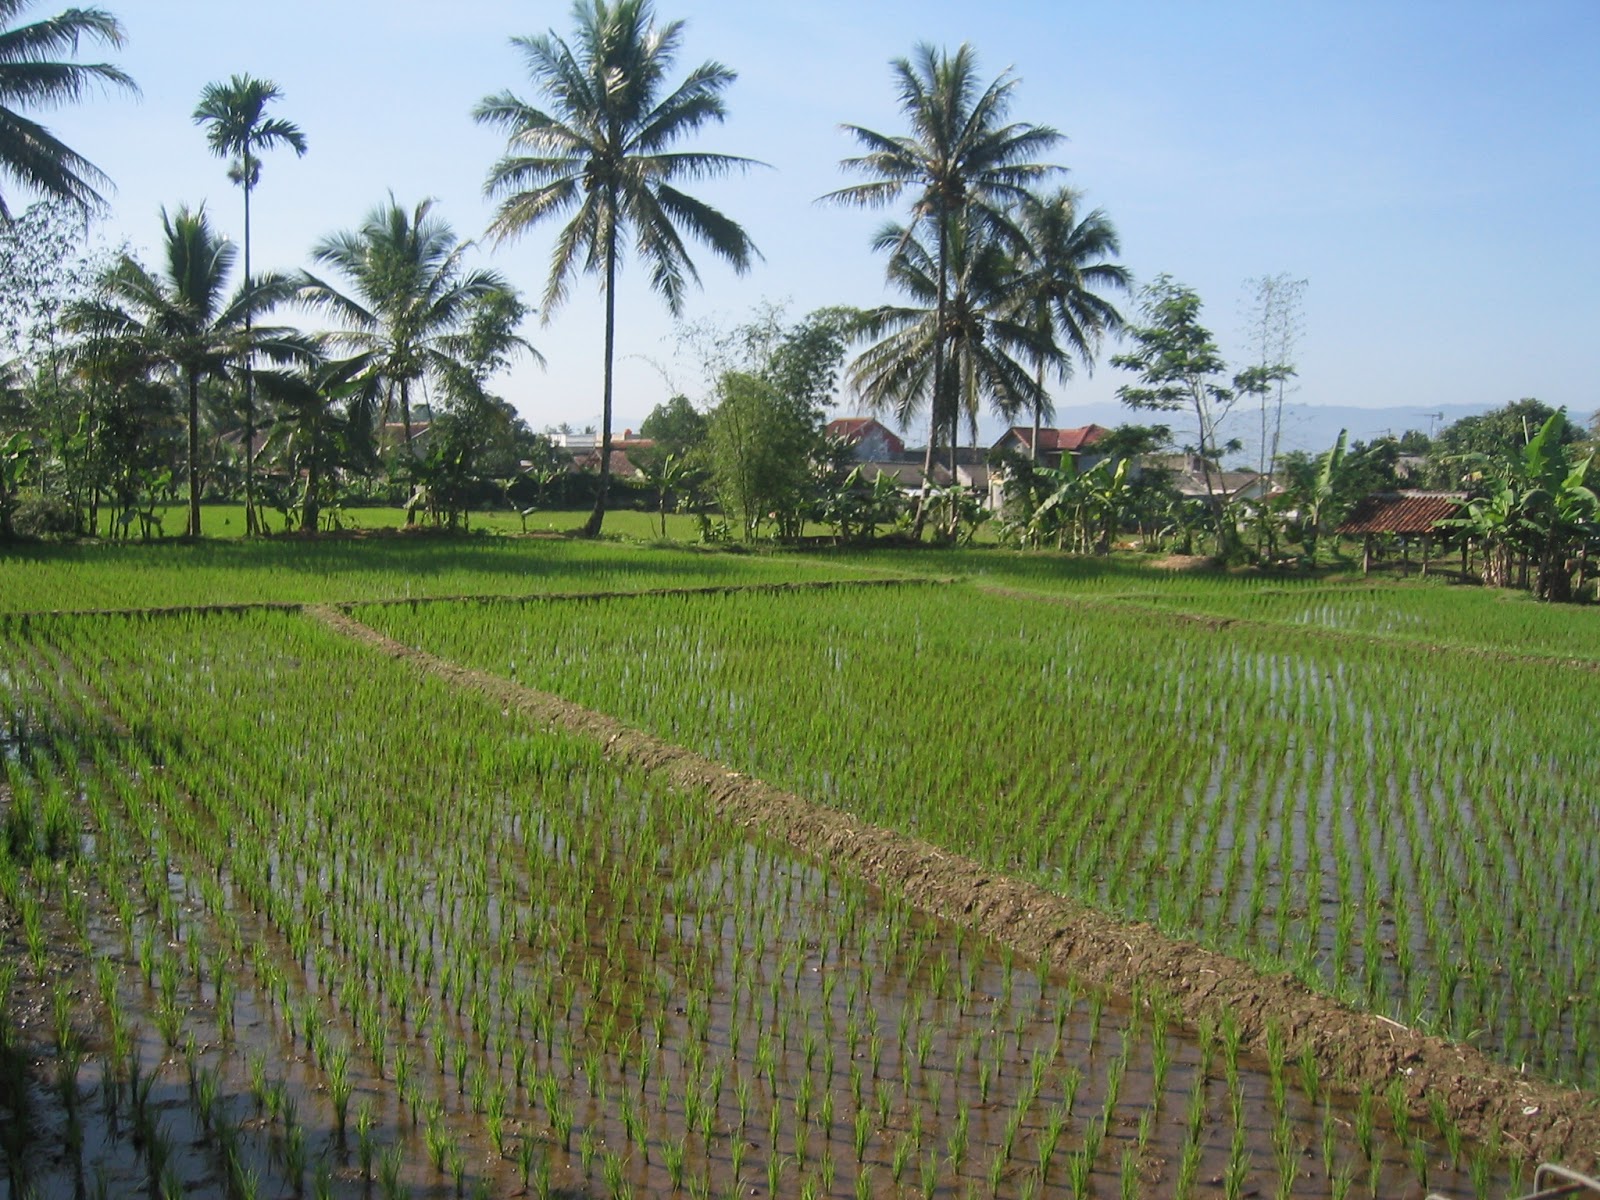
[850,213,1056,469]
[67,204,302,536]
[1012,187,1129,457]
[193,74,307,535]
[474,0,759,537]
[825,43,1059,514]
[0,1,136,218]
[298,196,517,463]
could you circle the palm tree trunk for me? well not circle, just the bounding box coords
[912,213,950,540]
[1032,363,1043,463]
[303,454,320,535]
[584,216,620,539]
[401,379,416,526]
[187,369,202,538]
[243,177,258,537]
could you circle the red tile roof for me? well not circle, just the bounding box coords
[1336,492,1463,536]
[1001,424,1110,453]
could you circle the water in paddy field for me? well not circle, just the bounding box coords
[4,771,1503,1200]
[0,610,1514,1199]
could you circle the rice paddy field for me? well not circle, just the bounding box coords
[0,536,890,613]
[1,537,1595,1199]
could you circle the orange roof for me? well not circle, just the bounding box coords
[1336,492,1463,536]
[1002,424,1109,453]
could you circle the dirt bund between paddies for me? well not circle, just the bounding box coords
[307,599,1600,1172]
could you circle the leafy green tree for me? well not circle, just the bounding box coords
[1113,276,1267,555]
[0,1,136,217]
[707,370,818,540]
[826,43,1059,517]
[1426,398,1576,489]
[1011,187,1128,451]
[639,393,707,459]
[475,0,758,539]
[67,205,303,537]
[193,74,307,536]
[299,197,519,463]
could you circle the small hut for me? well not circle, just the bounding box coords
[1336,491,1464,576]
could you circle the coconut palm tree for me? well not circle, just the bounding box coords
[474,0,759,537]
[849,212,1057,536]
[0,1,136,218]
[66,204,303,536]
[1012,187,1128,456]
[193,74,307,535]
[825,43,1059,512]
[298,196,519,463]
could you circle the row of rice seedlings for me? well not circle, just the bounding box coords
[1119,580,1600,663]
[359,583,1600,1091]
[0,537,875,614]
[10,609,1497,1196]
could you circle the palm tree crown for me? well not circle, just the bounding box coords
[0,0,136,217]
[193,74,306,192]
[826,43,1059,233]
[474,0,758,536]
[1011,187,1129,440]
[299,196,518,454]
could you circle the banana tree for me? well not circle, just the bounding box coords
[1028,456,1128,552]
[0,430,31,539]
[1442,412,1598,597]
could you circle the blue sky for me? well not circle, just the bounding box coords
[41,0,1600,447]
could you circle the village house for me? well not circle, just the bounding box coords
[824,417,907,461]
[990,423,1112,471]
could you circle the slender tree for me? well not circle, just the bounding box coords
[298,196,518,465]
[825,43,1059,524]
[67,204,303,536]
[1012,188,1129,455]
[475,0,759,537]
[0,1,136,218]
[193,74,307,534]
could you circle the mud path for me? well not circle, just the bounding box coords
[308,603,1600,1171]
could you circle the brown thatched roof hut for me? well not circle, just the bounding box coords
[1336,491,1464,575]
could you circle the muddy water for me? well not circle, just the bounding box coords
[2,613,1508,1199]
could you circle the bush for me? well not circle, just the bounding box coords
[12,495,79,539]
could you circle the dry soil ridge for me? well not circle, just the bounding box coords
[307,603,1600,1171]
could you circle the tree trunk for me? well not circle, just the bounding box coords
[584,215,619,539]
[187,369,202,538]
[302,454,320,535]
[243,176,258,537]
[912,211,951,541]
[401,378,416,526]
